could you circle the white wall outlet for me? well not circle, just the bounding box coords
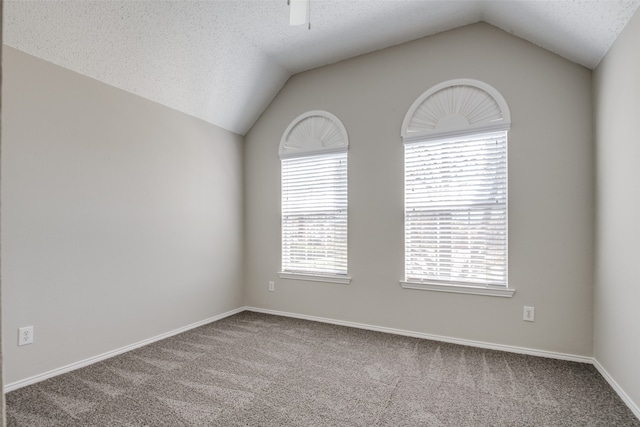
[523,306,535,322]
[18,326,34,346]
[268,281,275,292]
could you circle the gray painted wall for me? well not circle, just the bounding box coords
[1,47,244,384]
[245,23,594,356]
[593,9,640,413]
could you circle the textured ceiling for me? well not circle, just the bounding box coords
[5,0,640,135]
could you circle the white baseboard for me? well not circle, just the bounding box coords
[3,306,245,393]
[593,358,640,420]
[245,306,592,363]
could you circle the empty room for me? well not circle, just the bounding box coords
[1,0,639,425]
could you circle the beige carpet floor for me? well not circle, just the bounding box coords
[6,311,640,426]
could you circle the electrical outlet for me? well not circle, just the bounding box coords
[18,326,34,346]
[268,281,275,292]
[523,306,535,322]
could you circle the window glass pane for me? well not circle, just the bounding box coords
[405,131,507,287]
[282,152,348,275]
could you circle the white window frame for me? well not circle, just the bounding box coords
[400,79,514,297]
[278,111,351,284]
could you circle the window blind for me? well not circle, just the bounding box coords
[282,151,348,276]
[404,131,507,287]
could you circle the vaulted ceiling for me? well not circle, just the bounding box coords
[5,0,640,135]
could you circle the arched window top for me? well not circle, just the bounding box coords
[279,110,348,159]
[401,79,511,142]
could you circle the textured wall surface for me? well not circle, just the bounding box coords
[244,23,594,356]
[593,8,640,415]
[2,47,244,384]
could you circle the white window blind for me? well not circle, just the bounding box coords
[404,131,507,287]
[282,151,348,276]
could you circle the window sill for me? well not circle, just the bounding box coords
[278,272,351,285]
[400,281,515,298]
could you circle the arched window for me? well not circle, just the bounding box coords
[400,79,513,297]
[278,111,350,284]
